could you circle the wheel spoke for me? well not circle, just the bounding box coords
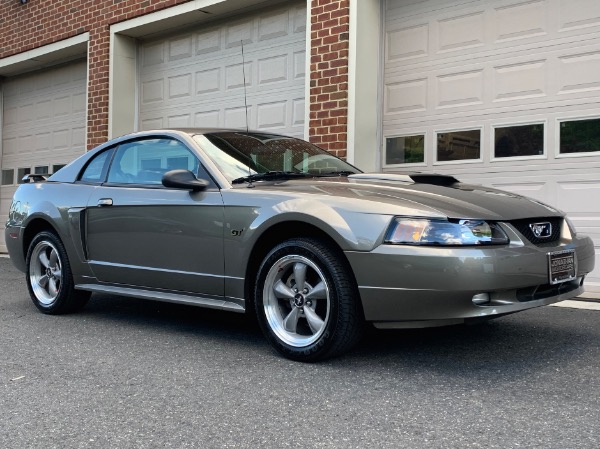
[52,268,62,279]
[48,278,58,296]
[39,251,50,268]
[38,275,49,289]
[273,280,295,300]
[293,262,307,291]
[305,281,327,300]
[49,249,59,269]
[304,306,325,334]
[283,308,300,333]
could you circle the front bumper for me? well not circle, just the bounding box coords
[345,234,595,327]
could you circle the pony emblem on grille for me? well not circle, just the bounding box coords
[529,222,552,238]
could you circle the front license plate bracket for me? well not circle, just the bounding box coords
[548,250,576,285]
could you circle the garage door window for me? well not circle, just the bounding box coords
[1,169,14,186]
[436,129,481,163]
[385,135,425,165]
[494,124,544,159]
[559,118,600,155]
[17,168,31,184]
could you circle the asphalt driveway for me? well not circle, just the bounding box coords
[1,257,599,449]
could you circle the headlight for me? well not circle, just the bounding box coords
[384,217,509,246]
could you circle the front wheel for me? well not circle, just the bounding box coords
[254,238,363,362]
[26,231,90,314]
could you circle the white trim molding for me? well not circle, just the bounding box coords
[347,0,381,171]
[0,33,89,77]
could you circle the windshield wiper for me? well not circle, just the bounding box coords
[313,170,357,177]
[232,171,313,184]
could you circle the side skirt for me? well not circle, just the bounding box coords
[76,283,245,313]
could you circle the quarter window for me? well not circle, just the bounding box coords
[436,130,481,162]
[80,149,113,183]
[494,124,544,158]
[560,118,600,154]
[385,135,425,165]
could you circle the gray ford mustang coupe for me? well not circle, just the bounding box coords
[6,129,595,361]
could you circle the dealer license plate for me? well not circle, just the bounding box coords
[548,250,576,285]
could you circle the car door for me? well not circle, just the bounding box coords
[84,137,225,298]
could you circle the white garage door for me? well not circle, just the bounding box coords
[139,1,306,138]
[383,0,600,293]
[1,60,87,252]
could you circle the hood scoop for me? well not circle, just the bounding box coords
[348,172,459,186]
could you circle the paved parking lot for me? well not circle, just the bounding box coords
[1,257,599,449]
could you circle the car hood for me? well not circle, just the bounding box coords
[241,173,563,221]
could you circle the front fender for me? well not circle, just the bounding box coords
[221,191,394,284]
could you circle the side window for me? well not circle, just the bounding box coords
[80,149,113,183]
[107,138,201,185]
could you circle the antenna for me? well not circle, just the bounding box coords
[240,39,254,188]
[241,40,250,135]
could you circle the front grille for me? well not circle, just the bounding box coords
[516,279,580,302]
[508,217,562,245]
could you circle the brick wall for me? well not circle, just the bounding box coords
[308,0,350,158]
[1,0,351,153]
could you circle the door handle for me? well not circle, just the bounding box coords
[97,198,113,207]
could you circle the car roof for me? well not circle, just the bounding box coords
[47,128,297,184]
[164,128,292,138]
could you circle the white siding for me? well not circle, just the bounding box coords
[139,2,307,138]
[383,0,600,292]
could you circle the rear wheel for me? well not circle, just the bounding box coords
[26,231,90,314]
[254,238,363,362]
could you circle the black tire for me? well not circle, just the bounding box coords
[254,237,364,362]
[25,231,90,314]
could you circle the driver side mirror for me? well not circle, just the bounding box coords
[162,170,209,192]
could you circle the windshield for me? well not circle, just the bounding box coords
[193,132,361,182]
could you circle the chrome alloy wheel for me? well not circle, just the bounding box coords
[263,255,331,347]
[29,240,63,306]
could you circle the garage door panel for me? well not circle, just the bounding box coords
[1,60,87,252]
[558,0,600,31]
[194,110,220,128]
[141,53,303,101]
[436,69,484,108]
[492,0,547,43]
[141,92,305,136]
[139,2,306,137]
[141,8,305,71]
[558,50,600,94]
[141,117,164,130]
[141,79,164,105]
[385,43,600,126]
[225,19,254,46]
[489,182,547,203]
[168,35,194,61]
[196,68,221,94]
[437,10,485,52]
